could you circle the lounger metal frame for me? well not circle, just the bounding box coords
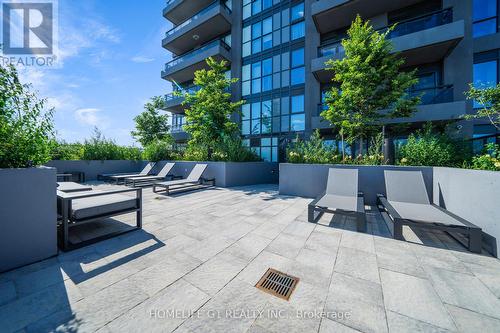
[377,194,482,253]
[124,174,182,188]
[308,191,367,232]
[152,177,216,195]
[57,188,142,251]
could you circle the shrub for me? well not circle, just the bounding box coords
[287,130,339,164]
[212,136,261,162]
[0,64,55,168]
[396,124,465,167]
[81,128,141,161]
[142,138,180,162]
[470,143,500,171]
[50,141,84,160]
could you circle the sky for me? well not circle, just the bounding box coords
[17,0,173,146]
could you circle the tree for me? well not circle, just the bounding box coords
[464,83,500,130]
[0,63,54,168]
[322,15,420,156]
[182,57,243,157]
[131,96,171,146]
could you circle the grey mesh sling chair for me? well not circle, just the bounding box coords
[124,162,181,187]
[152,164,215,195]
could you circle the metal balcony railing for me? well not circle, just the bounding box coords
[164,39,230,71]
[318,8,453,57]
[165,0,232,37]
[165,86,201,102]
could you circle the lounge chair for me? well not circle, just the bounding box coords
[124,162,181,187]
[57,188,142,251]
[308,168,366,232]
[377,170,482,253]
[101,162,156,184]
[57,182,92,193]
[153,164,214,195]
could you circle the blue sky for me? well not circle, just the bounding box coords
[19,0,173,146]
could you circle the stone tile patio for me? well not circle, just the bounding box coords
[1,184,500,332]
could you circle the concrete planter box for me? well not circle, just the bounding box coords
[153,161,279,187]
[45,160,146,181]
[0,167,58,272]
[46,160,279,187]
[279,163,500,256]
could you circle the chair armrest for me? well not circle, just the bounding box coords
[58,188,142,201]
[356,192,365,213]
[309,191,326,207]
[377,194,402,220]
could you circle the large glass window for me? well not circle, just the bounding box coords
[291,2,305,21]
[473,59,498,107]
[291,21,305,40]
[473,0,498,38]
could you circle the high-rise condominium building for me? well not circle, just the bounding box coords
[161,0,500,162]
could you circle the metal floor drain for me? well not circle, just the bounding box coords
[255,268,299,301]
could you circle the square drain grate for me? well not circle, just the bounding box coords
[255,268,299,301]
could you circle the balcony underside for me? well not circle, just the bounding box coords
[311,101,466,130]
[171,130,189,143]
[312,21,464,83]
[163,0,214,26]
[312,0,424,33]
[162,5,231,55]
[161,43,231,84]
[164,96,186,114]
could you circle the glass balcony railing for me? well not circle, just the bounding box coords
[165,86,200,102]
[165,0,176,7]
[164,39,230,71]
[318,8,453,58]
[409,85,454,105]
[165,0,232,37]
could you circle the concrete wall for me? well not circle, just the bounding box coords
[153,161,279,187]
[0,167,58,272]
[433,167,500,256]
[45,160,147,181]
[279,163,433,205]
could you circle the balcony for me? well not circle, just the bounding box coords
[170,123,189,142]
[311,85,461,130]
[162,0,232,56]
[163,86,200,114]
[312,0,424,33]
[312,9,464,82]
[163,0,215,26]
[161,39,231,83]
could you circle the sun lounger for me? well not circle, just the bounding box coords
[377,170,482,253]
[124,163,181,187]
[152,164,214,195]
[57,188,142,250]
[308,168,366,232]
[100,162,155,184]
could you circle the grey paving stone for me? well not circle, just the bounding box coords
[329,272,384,307]
[282,221,315,238]
[324,296,388,333]
[410,244,471,275]
[266,233,308,260]
[184,256,245,296]
[106,279,210,333]
[184,235,235,262]
[379,269,456,331]
[0,281,16,307]
[252,302,321,333]
[386,310,453,333]
[463,261,500,298]
[303,230,341,255]
[238,251,293,286]
[334,247,380,284]
[340,231,376,254]
[319,319,362,333]
[425,266,500,320]
[221,233,272,262]
[446,304,500,333]
[14,264,68,297]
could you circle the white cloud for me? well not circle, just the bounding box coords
[131,56,155,63]
[74,108,108,128]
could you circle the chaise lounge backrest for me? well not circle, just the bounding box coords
[384,170,430,204]
[187,164,208,182]
[326,168,358,197]
[157,163,175,178]
[140,162,155,176]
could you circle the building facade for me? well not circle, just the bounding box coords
[162,0,500,161]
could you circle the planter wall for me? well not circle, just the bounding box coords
[279,163,500,257]
[46,160,279,187]
[153,161,279,187]
[0,167,57,272]
[433,168,500,256]
[45,160,147,181]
